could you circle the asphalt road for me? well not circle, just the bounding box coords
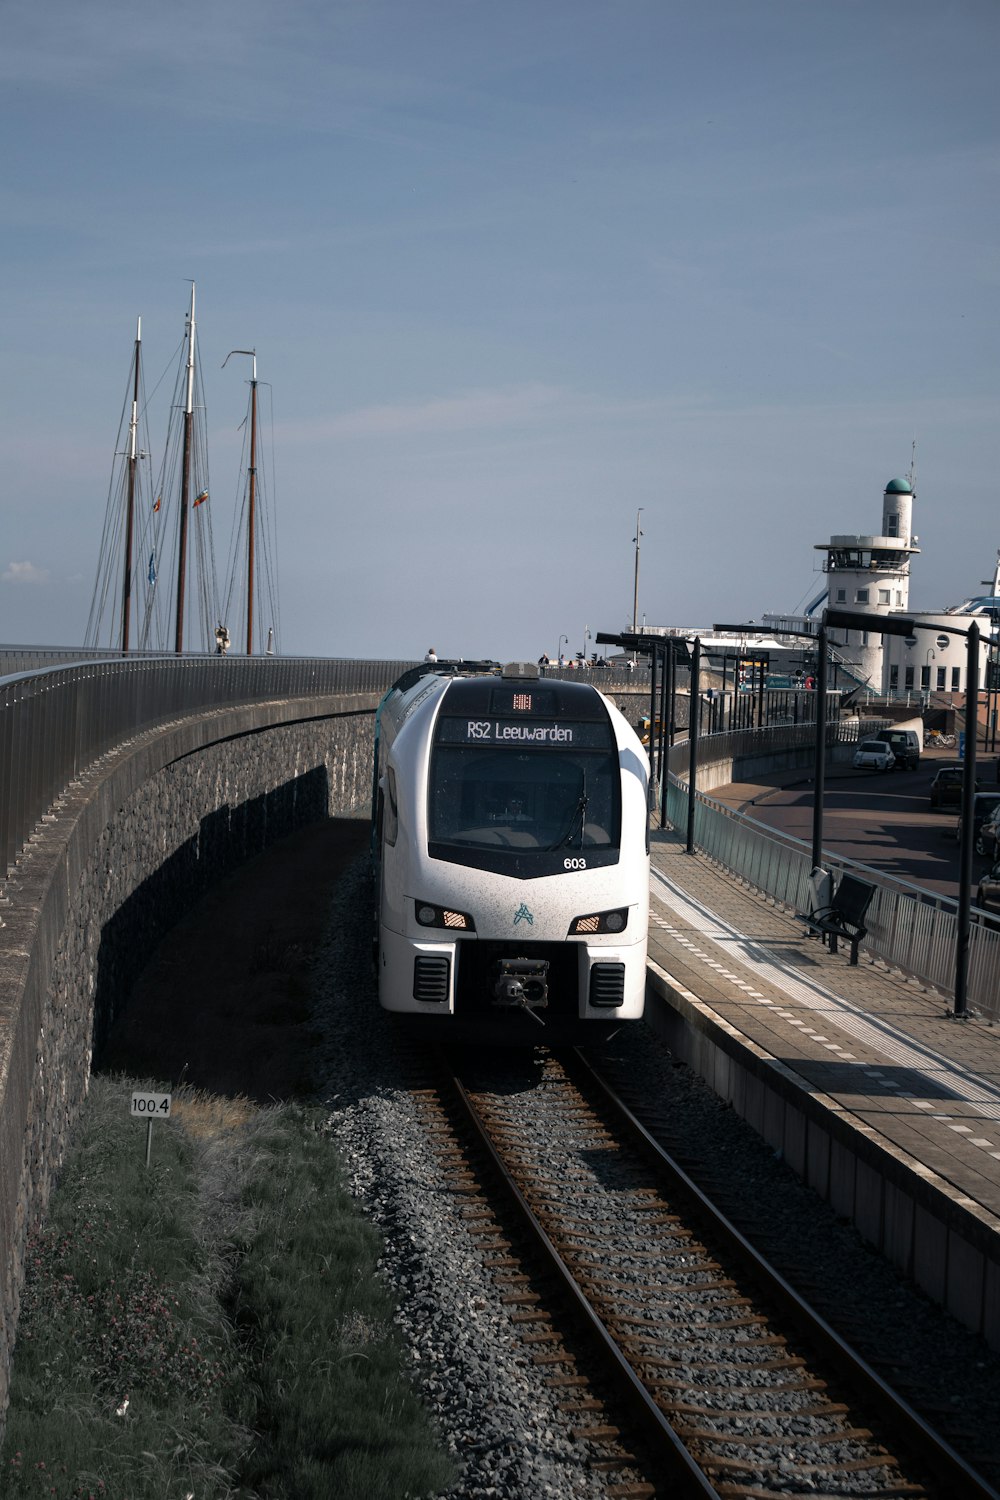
[710,748,1000,902]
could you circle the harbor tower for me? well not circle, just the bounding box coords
[815,477,920,689]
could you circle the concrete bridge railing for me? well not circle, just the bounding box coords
[0,654,417,877]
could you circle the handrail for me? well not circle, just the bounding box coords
[0,654,416,876]
[664,748,1000,1019]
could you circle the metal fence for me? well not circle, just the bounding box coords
[665,751,1000,1021]
[0,645,175,675]
[0,654,415,876]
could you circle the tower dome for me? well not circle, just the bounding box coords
[814,474,920,691]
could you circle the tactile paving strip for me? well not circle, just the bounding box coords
[650,867,1000,1156]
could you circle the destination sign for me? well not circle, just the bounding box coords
[437,718,611,749]
[490,687,557,715]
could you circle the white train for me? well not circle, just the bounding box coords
[371,661,650,1039]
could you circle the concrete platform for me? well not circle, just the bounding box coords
[645,826,1000,1349]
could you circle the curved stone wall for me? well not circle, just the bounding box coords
[0,693,378,1417]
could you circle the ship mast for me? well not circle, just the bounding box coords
[223,347,258,654]
[120,316,141,652]
[174,282,196,653]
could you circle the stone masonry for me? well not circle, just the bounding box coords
[0,693,378,1420]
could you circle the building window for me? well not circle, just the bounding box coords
[878,589,891,604]
[886,514,899,537]
[861,631,869,646]
[936,667,946,690]
[889,665,899,690]
[836,588,846,602]
[921,665,931,690]
[856,588,869,603]
[952,667,960,691]
[905,667,914,690]
[896,592,903,606]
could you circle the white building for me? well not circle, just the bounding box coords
[817,477,920,689]
[654,471,997,702]
[882,553,1000,698]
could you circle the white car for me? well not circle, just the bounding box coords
[854,740,895,772]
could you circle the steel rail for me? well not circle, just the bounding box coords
[568,1046,1000,1500]
[439,1051,721,1498]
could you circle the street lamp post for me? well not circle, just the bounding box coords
[648,639,659,818]
[595,628,691,829]
[812,625,829,873]
[558,634,568,666]
[658,639,671,823]
[687,637,702,854]
[988,617,998,752]
[632,508,644,633]
[956,621,981,1017]
[827,608,981,1018]
[716,619,830,872]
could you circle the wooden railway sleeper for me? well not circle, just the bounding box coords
[552,1226,698,1248]
[621,1329,788,1352]
[609,1298,753,1323]
[565,1244,703,1268]
[587,1454,642,1472]
[641,1355,811,1376]
[699,1450,901,1477]
[608,1311,765,1334]
[671,1401,850,1420]
[680,1424,875,1445]
[557,1209,684,1230]
[714,1486,928,1500]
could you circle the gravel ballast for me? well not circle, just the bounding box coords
[312,856,1000,1498]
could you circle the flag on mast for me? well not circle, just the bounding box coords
[193,490,209,508]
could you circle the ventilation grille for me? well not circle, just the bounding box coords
[588,963,626,1009]
[413,955,450,1004]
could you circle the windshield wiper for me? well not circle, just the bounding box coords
[547,787,588,851]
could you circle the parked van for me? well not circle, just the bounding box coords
[875,726,921,771]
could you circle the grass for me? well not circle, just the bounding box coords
[1,1078,456,1500]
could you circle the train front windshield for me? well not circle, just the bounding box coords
[428,714,622,875]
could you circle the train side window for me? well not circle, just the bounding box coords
[385,767,399,847]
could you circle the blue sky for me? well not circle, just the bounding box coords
[2,0,998,660]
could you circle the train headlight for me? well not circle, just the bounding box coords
[569,908,628,936]
[415,901,476,932]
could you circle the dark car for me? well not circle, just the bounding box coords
[959,792,1000,852]
[977,803,1000,859]
[874,728,920,771]
[929,766,981,809]
[977,861,1000,914]
[972,793,1000,841]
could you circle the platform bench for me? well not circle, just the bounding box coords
[800,873,875,966]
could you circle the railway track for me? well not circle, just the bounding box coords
[412,1043,999,1500]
